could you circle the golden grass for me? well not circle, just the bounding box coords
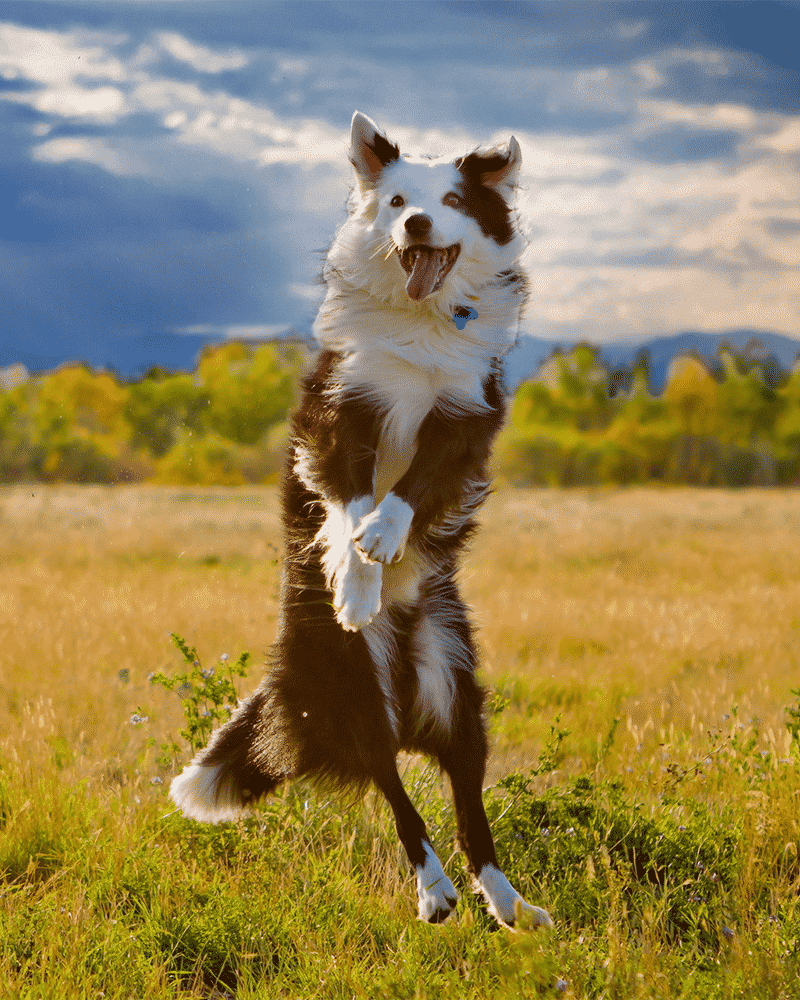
[1,484,798,786]
[0,486,283,777]
[474,487,800,778]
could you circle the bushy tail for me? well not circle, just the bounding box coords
[169,687,288,823]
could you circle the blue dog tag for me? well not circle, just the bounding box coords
[453,306,478,330]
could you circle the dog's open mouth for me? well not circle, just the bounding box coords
[398,244,460,301]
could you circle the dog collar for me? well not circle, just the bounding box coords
[453,306,478,330]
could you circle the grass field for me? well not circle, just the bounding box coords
[1,485,800,998]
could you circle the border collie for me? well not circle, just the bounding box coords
[170,112,552,930]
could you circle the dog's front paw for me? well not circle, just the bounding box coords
[353,492,414,565]
[334,548,383,631]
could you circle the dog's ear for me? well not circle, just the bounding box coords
[455,137,522,194]
[349,111,400,190]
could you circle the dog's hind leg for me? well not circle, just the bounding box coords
[440,723,552,930]
[412,586,553,931]
[372,760,459,923]
[437,682,553,930]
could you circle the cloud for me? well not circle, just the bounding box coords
[0,22,129,122]
[152,31,248,74]
[0,23,351,177]
[175,323,299,339]
[32,136,129,174]
[763,217,800,238]
[515,75,800,341]
[760,121,800,152]
[271,57,310,82]
[288,283,325,303]
[29,83,125,120]
[0,22,127,83]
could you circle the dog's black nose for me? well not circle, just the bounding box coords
[404,213,432,239]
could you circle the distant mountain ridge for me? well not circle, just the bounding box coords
[507,329,800,392]
[0,328,314,381]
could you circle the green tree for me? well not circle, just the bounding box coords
[0,384,33,480]
[715,345,782,445]
[198,342,302,445]
[125,371,209,458]
[551,344,616,432]
[773,367,800,481]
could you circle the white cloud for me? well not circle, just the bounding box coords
[0,19,343,173]
[33,84,125,120]
[31,136,127,174]
[176,324,302,340]
[288,283,325,302]
[0,22,129,122]
[760,121,800,152]
[617,21,647,40]
[153,31,248,74]
[514,80,800,339]
[272,57,310,82]
[0,23,127,85]
[128,77,347,167]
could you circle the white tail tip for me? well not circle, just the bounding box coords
[169,762,248,824]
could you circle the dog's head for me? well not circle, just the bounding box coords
[347,112,522,304]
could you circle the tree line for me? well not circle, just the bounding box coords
[0,342,304,485]
[1,339,799,487]
[497,343,800,487]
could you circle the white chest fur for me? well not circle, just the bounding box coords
[337,348,489,503]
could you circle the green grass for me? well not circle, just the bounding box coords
[2,688,800,998]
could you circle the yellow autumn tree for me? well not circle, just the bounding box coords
[33,365,134,482]
[661,355,721,484]
[662,355,720,436]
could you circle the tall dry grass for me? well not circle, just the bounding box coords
[472,487,800,776]
[1,484,798,777]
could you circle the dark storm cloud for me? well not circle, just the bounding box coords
[763,216,800,237]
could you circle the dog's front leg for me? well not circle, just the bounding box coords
[353,400,500,565]
[333,496,383,631]
[352,491,415,566]
[306,396,384,632]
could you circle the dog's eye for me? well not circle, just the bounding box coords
[390,195,405,208]
[442,192,463,208]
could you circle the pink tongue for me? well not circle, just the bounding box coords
[406,248,443,301]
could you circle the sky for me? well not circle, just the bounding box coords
[1,0,799,375]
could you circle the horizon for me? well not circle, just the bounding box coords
[4,327,799,396]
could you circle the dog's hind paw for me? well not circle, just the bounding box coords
[511,898,554,931]
[416,844,459,924]
[334,549,382,631]
[353,492,414,565]
[477,864,553,931]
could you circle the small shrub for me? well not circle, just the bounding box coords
[489,770,740,952]
[149,633,252,760]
